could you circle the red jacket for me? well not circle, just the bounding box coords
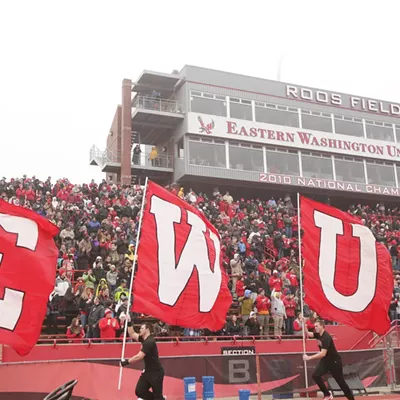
[26,189,36,201]
[255,295,271,314]
[66,327,85,342]
[283,298,296,317]
[236,280,245,297]
[269,276,282,292]
[258,263,268,275]
[293,319,314,332]
[99,317,120,339]
[287,272,299,287]
[16,188,26,198]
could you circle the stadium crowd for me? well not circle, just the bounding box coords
[0,176,398,342]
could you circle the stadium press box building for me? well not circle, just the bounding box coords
[90,65,400,201]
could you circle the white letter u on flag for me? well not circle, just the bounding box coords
[314,211,378,312]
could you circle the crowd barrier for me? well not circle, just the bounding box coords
[0,347,396,399]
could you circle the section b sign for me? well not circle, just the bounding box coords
[221,347,256,384]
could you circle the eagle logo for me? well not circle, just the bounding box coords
[198,116,215,135]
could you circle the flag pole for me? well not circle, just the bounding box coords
[118,176,149,391]
[297,192,309,389]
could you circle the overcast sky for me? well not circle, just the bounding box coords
[0,1,399,184]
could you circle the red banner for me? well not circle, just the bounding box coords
[0,200,59,355]
[301,196,392,335]
[133,181,232,331]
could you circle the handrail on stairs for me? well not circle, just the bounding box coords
[369,319,398,348]
[348,329,374,350]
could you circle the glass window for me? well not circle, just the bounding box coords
[229,145,263,172]
[397,166,400,187]
[255,106,299,127]
[177,138,184,159]
[365,122,394,142]
[334,116,364,137]
[366,162,395,186]
[230,101,252,121]
[301,155,333,180]
[395,125,400,143]
[188,140,226,168]
[301,112,332,133]
[266,150,299,176]
[191,97,227,117]
[335,158,365,184]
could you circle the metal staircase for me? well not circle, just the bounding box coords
[89,145,106,167]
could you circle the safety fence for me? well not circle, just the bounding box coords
[0,348,395,399]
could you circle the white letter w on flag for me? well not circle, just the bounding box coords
[150,195,222,312]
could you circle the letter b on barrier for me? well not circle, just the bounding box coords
[228,360,250,383]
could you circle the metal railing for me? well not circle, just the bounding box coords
[37,334,306,346]
[89,145,122,166]
[132,151,173,169]
[132,96,182,114]
[89,145,106,166]
[105,149,121,164]
[369,320,400,349]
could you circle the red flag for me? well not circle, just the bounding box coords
[0,200,59,355]
[301,196,392,335]
[133,181,232,331]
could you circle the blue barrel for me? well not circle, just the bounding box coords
[202,376,214,400]
[239,389,251,400]
[184,377,196,400]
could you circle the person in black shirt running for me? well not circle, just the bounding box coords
[120,322,164,400]
[303,319,355,400]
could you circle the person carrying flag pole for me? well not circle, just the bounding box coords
[296,192,309,389]
[303,319,355,400]
[299,194,393,399]
[117,178,232,396]
[120,319,165,399]
[117,177,149,391]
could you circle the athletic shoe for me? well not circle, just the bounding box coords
[323,393,333,400]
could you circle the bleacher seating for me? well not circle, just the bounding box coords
[1,176,398,341]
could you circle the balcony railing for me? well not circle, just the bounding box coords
[132,151,173,169]
[105,149,121,163]
[132,96,182,114]
[89,146,122,166]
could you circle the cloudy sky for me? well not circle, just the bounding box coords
[0,1,399,184]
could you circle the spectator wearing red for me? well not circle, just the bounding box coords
[283,293,296,335]
[255,288,271,335]
[257,261,269,276]
[293,313,314,336]
[269,270,283,292]
[66,318,85,343]
[235,275,245,298]
[99,309,120,341]
[287,267,299,294]
[26,185,36,203]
